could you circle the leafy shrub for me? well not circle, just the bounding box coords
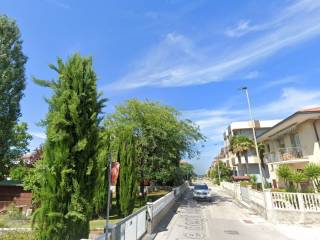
[0,231,35,240]
[240,181,251,187]
[264,182,272,189]
[6,204,27,220]
[0,218,8,227]
[271,188,286,192]
[301,186,315,193]
[285,185,297,193]
[249,175,257,184]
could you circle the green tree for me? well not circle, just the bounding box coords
[230,135,253,175]
[209,160,232,184]
[289,171,307,192]
[303,163,320,192]
[105,99,204,196]
[32,54,106,240]
[276,165,292,188]
[180,162,195,181]
[117,131,138,217]
[9,165,29,181]
[0,15,31,179]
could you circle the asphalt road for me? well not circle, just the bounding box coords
[154,182,290,240]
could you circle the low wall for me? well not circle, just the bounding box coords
[267,210,320,225]
[147,182,188,234]
[221,181,320,225]
[98,182,189,240]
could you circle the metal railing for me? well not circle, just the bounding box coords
[264,146,304,163]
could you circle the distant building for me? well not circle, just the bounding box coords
[218,120,280,183]
[257,107,320,189]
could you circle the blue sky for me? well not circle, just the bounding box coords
[2,0,320,174]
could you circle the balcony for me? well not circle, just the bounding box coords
[264,146,307,164]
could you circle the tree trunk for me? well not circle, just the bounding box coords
[244,151,249,175]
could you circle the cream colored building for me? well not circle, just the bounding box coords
[257,107,320,188]
[218,120,280,182]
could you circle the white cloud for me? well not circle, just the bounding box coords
[185,87,320,171]
[260,75,300,90]
[110,0,320,90]
[30,132,46,140]
[225,20,258,37]
[258,88,320,116]
[244,71,260,80]
[187,87,320,144]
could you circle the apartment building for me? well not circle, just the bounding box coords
[257,107,320,188]
[218,120,280,183]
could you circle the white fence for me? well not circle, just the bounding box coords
[271,192,320,212]
[221,181,320,213]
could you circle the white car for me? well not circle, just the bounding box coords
[192,184,212,201]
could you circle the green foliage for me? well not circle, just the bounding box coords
[303,163,320,191]
[105,99,204,190]
[92,130,111,216]
[0,15,31,179]
[118,132,138,217]
[0,231,35,240]
[5,203,27,220]
[208,161,232,184]
[10,165,29,181]
[23,160,47,207]
[32,54,106,240]
[276,165,292,187]
[249,175,257,184]
[240,181,252,187]
[179,162,196,181]
[289,171,307,190]
[230,135,253,174]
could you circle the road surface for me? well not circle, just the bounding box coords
[154,182,290,240]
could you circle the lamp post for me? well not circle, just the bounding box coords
[105,151,112,240]
[239,87,265,191]
[213,143,222,185]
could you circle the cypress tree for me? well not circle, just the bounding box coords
[33,54,106,240]
[117,131,138,217]
[0,15,29,179]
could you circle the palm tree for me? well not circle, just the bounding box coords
[230,136,242,165]
[277,165,292,188]
[230,135,253,175]
[304,163,320,192]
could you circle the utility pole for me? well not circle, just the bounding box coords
[105,152,112,240]
[214,143,222,185]
[240,87,265,191]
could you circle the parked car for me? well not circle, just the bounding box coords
[192,183,212,201]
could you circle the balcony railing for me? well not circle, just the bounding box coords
[264,146,304,163]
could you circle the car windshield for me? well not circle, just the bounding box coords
[194,184,208,190]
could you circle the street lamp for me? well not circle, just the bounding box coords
[105,151,112,240]
[239,87,265,191]
[213,143,222,185]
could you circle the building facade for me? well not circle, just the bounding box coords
[257,108,320,188]
[218,120,280,183]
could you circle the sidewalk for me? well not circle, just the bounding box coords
[217,184,320,240]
